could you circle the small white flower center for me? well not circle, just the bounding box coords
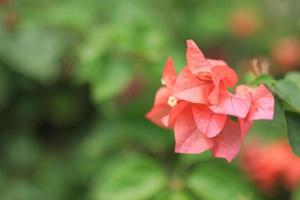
[168,96,177,107]
[161,78,166,86]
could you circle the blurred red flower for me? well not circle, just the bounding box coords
[272,37,300,71]
[241,140,300,192]
[229,8,261,38]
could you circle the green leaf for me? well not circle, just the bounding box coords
[154,191,192,200]
[178,151,212,167]
[0,67,13,108]
[39,0,97,30]
[2,131,42,170]
[77,29,133,102]
[250,74,276,86]
[286,112,300,156]
[78,119,172,166]
[34,156,72,199]
[243,72,256,84]
[274,79,300,113]
[78,27,111,67]
[187,163,263,200]
[0,181,50,200]
[0,27,67,83]
[292,185,300,200]
[91,61,132,102]
[285,71,300,89]
[90,154,167,200]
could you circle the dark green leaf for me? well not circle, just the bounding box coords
[285,71,300,89]
[0,181,50,200]
[187,163,263,200]
[90,154,167,200]
[274,79,300,113]
[154,191,192,200]
[91,61,132,102]
[250,74,276,86]
[286,112,300,156]
[0,67,13,108]
[292,185,300,200]
[0,27,67,83]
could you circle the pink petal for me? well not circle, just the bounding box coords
[153,87,172,105]
[146,87,172,128]
[163,101,189,128]
[208,83,223,105]
[173,67,214,104]
[236,85,253,95]
[192,106,227,138]
[210,89,252,118]
[212,119,243,162]
[249,84,274,121]
[174,107,214,154]
[186,40,211,74]
[162,57,177,88]
[238,118,253,137]
[146,105,171,128]
[211,65,238,87]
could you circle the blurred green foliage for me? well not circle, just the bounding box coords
[0,0,299,199]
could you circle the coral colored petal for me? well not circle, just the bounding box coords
[162,57,177,88]
[186,40,211,74]
[146,105,171,128]
[236,85,253,94]
[208,83,223,105]
[165,101,189,127]
[153,87,172,105]
[192,106,227,138]
[211,65,238,87]
[249,84,274,121]
[173,67,213,104]
[212,119,242,162]
[210,89,252,118]
[146,87,172,128]
[238,118,253,137]
[161,115,169,128]
[174,107,214,154]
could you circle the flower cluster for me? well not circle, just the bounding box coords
[241,140,300,192]
[146,40,274,162]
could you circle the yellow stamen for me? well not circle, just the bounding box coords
[161,78,166,86]
[168,96,177,107]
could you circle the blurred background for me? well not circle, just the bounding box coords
[0,0,300,199]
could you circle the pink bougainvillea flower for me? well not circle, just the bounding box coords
[241,140,300,193]
[146,39,275,163]
[173,40,238,105]
[146,57,187,128]
[236,84,274,136]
